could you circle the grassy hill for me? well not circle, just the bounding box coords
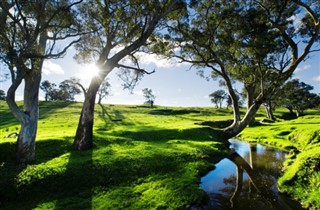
[0,101,232,209]
[0,101,319,209]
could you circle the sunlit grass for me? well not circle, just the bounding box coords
[1,101,319,209]
[0,101,229,209]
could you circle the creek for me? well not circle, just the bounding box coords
[199,139,304,210]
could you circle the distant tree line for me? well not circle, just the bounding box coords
[40,79,81,102]
[40,78,111,103]
[209,79,320,119]
[265,79,320,119]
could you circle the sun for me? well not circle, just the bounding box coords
[80,63,101,81]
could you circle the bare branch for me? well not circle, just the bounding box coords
[116,64,155,75]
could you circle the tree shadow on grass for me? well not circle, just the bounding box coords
[108,126,227,144]
[38,101,75,120]
[54,145,93,210]
[98,104,124,123]
[0,141,27,207]
[34,139,71,164]
[0,138,93,209]
[0,130,230,209]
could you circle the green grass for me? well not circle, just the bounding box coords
[0,101,230,209]
[238,108,320,210]
[1,101,319,209]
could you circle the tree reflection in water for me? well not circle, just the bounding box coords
[199,139,304,210]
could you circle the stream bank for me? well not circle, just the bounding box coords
[199,139,304,210]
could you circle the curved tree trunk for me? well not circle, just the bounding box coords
[246,85,256,126]
[7,64,42,164]
[264,100,275,120]
[223,98,263,139]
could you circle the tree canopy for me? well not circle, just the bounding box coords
[280,79,320,117]
[0,0,82,163]
[73,0,187,150]
[166,0,319,137]
[142,88,156,108]
[209,90,227,109]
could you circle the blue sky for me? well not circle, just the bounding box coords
[0,47,319,107]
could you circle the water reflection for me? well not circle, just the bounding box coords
[199,139,304,210]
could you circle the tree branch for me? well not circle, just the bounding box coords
[116,64,155,75]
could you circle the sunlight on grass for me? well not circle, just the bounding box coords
[1,101,319,209]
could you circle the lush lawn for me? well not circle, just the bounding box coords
[0,101,319,209]
[0,101,230,209]
[238,109,320,210]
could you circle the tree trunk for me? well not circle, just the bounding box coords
[246,85,256,126]
[18,68,41,163]
[16,119,38,163]
[264,100,275,120]
[286,105,294,115]
[224,99,263,138]
[295,106,303,118]
[221,74,243,138]
[98,94,102,105]
[6,64,42,164]
[73,76,104,150]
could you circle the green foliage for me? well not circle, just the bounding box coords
[41,79,82,102]
[209,90,227,108]
[0,89,5,100]
[278,79,320,116]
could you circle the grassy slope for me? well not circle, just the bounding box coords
[238,109,320,210]
[1,101,319,209]
[0,101,231,209]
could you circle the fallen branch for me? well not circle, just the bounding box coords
[5,132,19,138]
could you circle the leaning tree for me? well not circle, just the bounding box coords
[72,0,186,150]
[0,0,82,163]
[167,0,319,138]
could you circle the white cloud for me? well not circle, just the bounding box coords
[42,60,64,75]
[288,14,304,32]
[312,75,320,82]
[136,53,173,68]
[121,52,187,69]
[203,95,209,99]
[295,64,311,73]
[133,90,143,95]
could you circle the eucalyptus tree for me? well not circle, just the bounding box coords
[168,0,319,138]
[40,80,57,101]
[209,90,227,109]
[280,79,320,117]
[73,0,186,150]
[0,1,82,163]
[142,88,156,108]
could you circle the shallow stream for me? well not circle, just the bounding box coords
[199,139,304,210]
